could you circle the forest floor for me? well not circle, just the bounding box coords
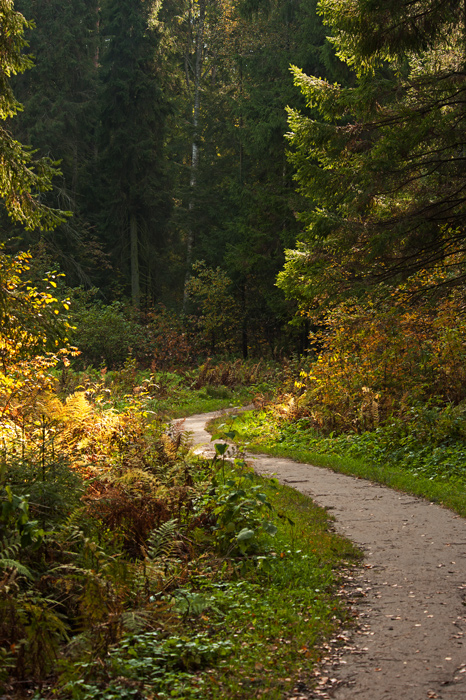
[182,409,466,700]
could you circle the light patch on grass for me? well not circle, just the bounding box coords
[215,410,466,519]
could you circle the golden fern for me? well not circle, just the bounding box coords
[42,390,120,456]
[112,468,168,499]
[40,390,91,425]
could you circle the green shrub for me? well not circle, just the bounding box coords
[70,300,147,368]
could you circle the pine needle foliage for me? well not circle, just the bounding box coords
[281,0,466,307]
[0,0,67,230]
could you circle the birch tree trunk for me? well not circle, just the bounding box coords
[182,0,206,313]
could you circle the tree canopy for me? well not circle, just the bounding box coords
[9,0,464,349]
[279,0,466,310]
[0,0,65,231]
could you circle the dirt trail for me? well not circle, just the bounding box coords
[182,409,466,700]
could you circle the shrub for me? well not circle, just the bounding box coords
[294,286,466,433]
[70,294,198,370]
[70,298,147,368]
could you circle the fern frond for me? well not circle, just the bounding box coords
[147,519,178,560]
[113,468,164,494]
[120,609,152,634]
[63,392,93,424]
[0,557,34,579]
[0,540,21,560]
[167,419,190,452]
[44,391,66,414]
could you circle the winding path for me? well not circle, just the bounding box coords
[182,409,466,700]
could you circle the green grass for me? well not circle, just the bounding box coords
[196,478,360,698]
[158,386,254,419]
[211,411,466,518]
[58,468,360,700]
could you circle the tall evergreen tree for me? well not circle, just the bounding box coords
[222,0,334,352]
[0,0,64,232]
[6,0,99,281]
[95,0,171,305]
[178,0,338,352]
[279,0,466,310]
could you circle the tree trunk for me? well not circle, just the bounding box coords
[130,213,140,307]
[183,0,206,313]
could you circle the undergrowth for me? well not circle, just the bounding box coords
[0,425,359,699]
[56,357,283,419]
[0,277,357,700]
[43,465,359,700]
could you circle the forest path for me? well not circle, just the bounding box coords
[181,409,466,700]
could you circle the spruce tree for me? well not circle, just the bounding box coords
[95,0,171,306]
[279,0,466,309]
[179,0,337,352]
[0,0,64,231]
[9,0,100,282]
[222,0,333,353]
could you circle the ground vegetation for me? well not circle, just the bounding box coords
[0,251,359,699]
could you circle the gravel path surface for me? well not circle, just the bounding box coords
[182,409,466,700]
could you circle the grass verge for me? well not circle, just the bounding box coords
[211,411,466,519]
[193,474,361,698]
[162,387,254,419]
